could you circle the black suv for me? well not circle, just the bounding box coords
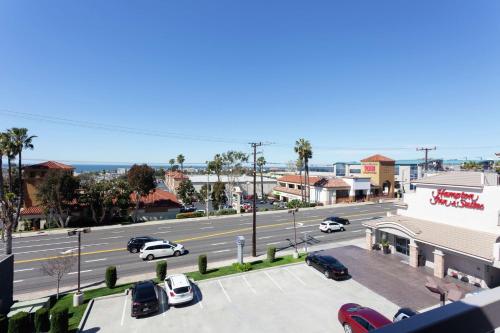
[306,252,349,280]
[127,236,158,253]
[323,216,350,225]
[131,280,159,317]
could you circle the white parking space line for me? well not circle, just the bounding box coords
[212,249,230,254]
[85,258,107,263]
[68,270,92,275]
[265,271,284,293]
[14,268,34,272]
[218,280,232,303]
[242,276,257,294]
[13,280,24,283]
[266,242,281,245]
[120,294,128,326]
[211,242,227,246]
[284,267,306,286]
[258,236,273,240]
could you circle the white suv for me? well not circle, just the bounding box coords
[139,240,186,261]
[164,274,194,305]
[319,221,345,233]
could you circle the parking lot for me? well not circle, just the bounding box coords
[81,263,399,333]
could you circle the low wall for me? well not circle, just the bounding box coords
[0,254,14,314]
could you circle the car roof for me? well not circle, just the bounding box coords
[135,280,155,288]
[352,307,392,327]
[167,274,190,287]
[144,240,170,247]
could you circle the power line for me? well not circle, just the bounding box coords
[416,146,437,172]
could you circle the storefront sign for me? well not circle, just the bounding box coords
[363,165,376,174]
[429,188,484,210]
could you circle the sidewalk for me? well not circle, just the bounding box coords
[15,236,366,301]
[11,199,400,238]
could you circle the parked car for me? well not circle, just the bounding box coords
[319,221,346,233]
[164,274,194,305]
[324,216,350,225]
[338,303,392,333]
[139,240,186,261]
[305,252,348,280]
[180,206,196,213]
[131,280,159,317]
[127,236,159,253]
[393,308,417,322]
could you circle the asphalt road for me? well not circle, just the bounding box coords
[7,202,397,296]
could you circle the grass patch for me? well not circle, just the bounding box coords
[51,253,305,331]
[186,253,305,281]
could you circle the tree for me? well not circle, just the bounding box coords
[198,184,209,204]
[221,151,248,205]
[127,164,156,222]
[176,154,185,171]
[207,154,223,182]
[211,181,227,210]
[40,254,76,299]
[168,159,176,170]
[37,171,80,228]
[295,158,304,202]
[462,161,480,171]
[294,139,312,203]
[177,179,196,205]
[257,156,266,200]
[0,128,36,254]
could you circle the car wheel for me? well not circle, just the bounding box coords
[306,259,311,266]
[343,324,353,333]
[131,248,138,254]
[173,251,181,257]
[341,227,345,231]
[324,270,330,278]
[327,229,332,233]
[147,254,154,261]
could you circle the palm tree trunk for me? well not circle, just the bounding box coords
[305,160,310,204]
[299,169,303,202]
[134,192,140,222]
[4,227,12,254]
[0,156,4,242]
[15,151,23,228]
[7,158,12,193]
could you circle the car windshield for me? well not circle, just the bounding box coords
[135,285,156,300]
[169,242,178,247]
[174,286,190,294]
[320,222,327,225]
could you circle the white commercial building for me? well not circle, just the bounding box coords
[364,171,500,288]
[188,174,276,198]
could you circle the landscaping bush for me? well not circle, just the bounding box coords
[105,266,117,288]
[267,246,277,263]
[7,311,30,333]
[176,211,205,219]
[216,208,237,216]
[198,254,207,274]
[156,260,167,281]
[232,262,252,272]
[34,307,50,333]
[0,314,8,333]
[50,308,68,333]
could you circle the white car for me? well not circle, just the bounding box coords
[319,221,345,233]
[139,240,186,261]
[164,274,194,305]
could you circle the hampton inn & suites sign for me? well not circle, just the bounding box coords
[429,188,485,210]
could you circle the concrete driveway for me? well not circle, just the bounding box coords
[81,263,399,333]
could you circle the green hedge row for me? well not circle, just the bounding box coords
[176,211,205,219]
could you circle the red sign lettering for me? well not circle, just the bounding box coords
[429,188,484,210]
[363,165,376,173]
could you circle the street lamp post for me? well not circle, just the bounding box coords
[68,227,91,306]
[288,208,299,258]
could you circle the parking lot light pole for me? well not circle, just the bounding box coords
[68,227,91,305]
[289,208,299,258]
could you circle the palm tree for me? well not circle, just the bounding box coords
[169,158,175,170]
[257,156,266,200]
[294,139,312,203]
[0,132,9,241]
[177,154,185,171]
[295,158,304,202]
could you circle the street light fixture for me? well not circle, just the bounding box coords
[68,227,91,306]
[288,208,299,258]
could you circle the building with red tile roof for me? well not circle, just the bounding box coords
[360,154,395,163]
[130,189,181,209]
[165,171,189,195]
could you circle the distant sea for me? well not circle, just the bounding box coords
[72,164,206,173]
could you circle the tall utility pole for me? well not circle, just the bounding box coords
[417,147,436,172]
[250,142,262,257]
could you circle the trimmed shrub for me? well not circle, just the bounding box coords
[7,312,30,333]
[34,307,50,333]
[0,314,8,333]
[105,266,117,288]
[198,254,207,274]
[176,212,205,219]
[267,246,277,263]
[156,261,167,281]
[50,308,68,333]
[232,262,252,272]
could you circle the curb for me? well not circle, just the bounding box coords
[77,298,94,333]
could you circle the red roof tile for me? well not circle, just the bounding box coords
[130,189,181,208]
[361,154,395,163]
[165,171,189,180]
[25,161,74,170]
[318,178,350,188]
[20,206,44,216]
[273,186,302,196]
[277,175,322,185]
[277,175,350,188]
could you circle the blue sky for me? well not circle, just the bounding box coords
[1,0,499,166]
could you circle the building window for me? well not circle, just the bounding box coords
[350,168,361,174]
[394,166,400,175]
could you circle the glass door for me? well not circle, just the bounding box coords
[395,237,409,256]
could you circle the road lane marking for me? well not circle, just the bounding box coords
[200,226,214,230]
[14,268,35,272]
[155,231,171,234]
[112,231,124,234]
[265,271,284,292]
[68,270,92,275]
[218,280,232,302]
[84,258,107,263]
[14,211,388,264]
[351,230,364,233]
[242,276,257,294]
[14,280,24,283]
[211,242,227,246]
[158,226,171,230]
[212,249,230,254]
[258,236,273,240]
[13,236,70,244]
[99,236,123,240]
[120,293,128,326]
[266,242,281,245]
[284,267,306,286]
[14,240,77,249]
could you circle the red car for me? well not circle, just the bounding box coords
[338,303,392,333]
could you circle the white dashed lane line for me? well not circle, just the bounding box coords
[14,268,35,273]
[68,270,93,275]
[212,249,231,254]
[85,258,107,263]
